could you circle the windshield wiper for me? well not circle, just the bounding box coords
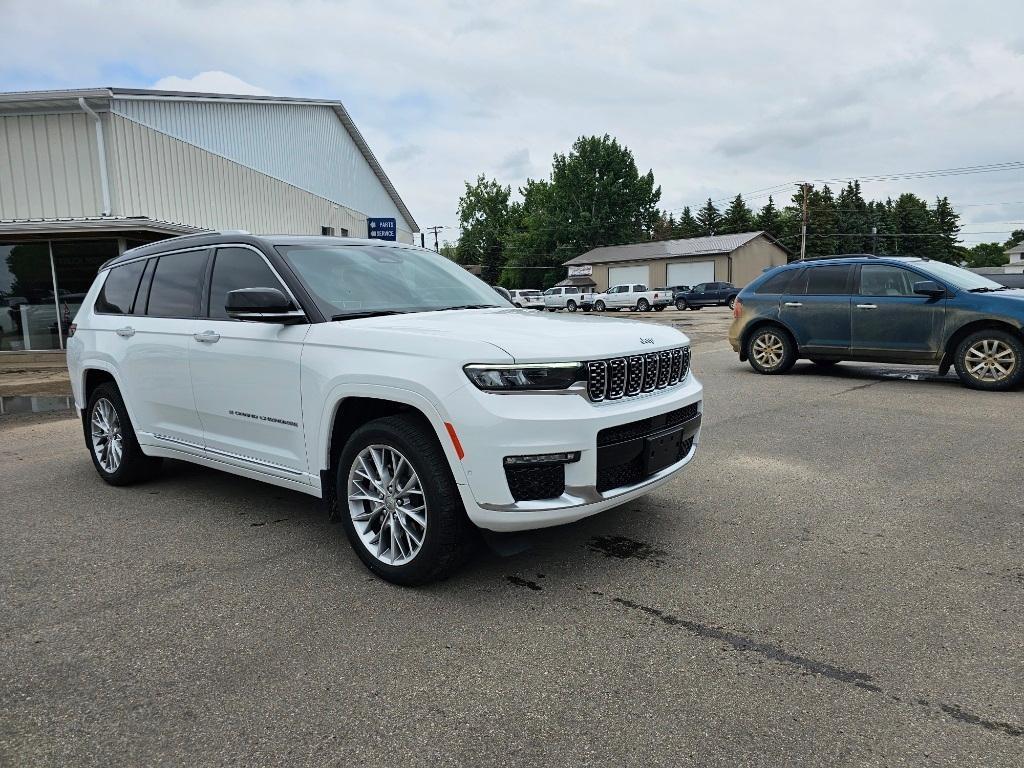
[331,310,408,321]
[967,286,1009,293]
[428,304,502,311]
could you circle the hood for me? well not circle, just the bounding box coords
[332,308,690,362]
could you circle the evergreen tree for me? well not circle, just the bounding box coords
[720,194,755,234]
[930,197,961,264]
[676,206,702,238]
[836,181,871,254]
[891,193,936,259]
[755,196,783,241]
[696,198,722,236]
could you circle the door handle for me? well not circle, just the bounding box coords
[783,302,803,307]
[856,304,878,309]
[115,326,135,338]
[194,331,221,343]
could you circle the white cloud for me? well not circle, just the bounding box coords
[3,1,1023,241]
[151,71,272,96]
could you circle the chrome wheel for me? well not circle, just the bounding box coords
[965,339,1016,382]
[90,397,124,473]
[752,333,785,369]
[347,445,426,566]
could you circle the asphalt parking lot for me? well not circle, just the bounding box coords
[1,308,1022,766]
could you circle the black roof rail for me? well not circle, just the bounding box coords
[800,253,878,261]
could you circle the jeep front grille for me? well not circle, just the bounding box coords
[586,346,690,402]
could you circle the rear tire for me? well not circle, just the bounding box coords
[746,326,796,375]
[953,329,1024,391]
[85,383,163,486]
[637,298,650,312]
[654,305,665,312]
[337,414,474,585]
[566,299,578,312]
[595,300,606,312]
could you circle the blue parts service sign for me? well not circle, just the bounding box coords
[367,218,397,240]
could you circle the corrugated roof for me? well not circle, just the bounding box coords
[563,231,779,266]
[0,87,418,232]
[0,216,201,236]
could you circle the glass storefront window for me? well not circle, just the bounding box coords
[0,239,120,351]
[0,242,59,352]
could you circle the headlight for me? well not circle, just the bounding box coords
[464,362,583,391]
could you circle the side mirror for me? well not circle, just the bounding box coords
[226,287,306,323]
[913,280,946,298]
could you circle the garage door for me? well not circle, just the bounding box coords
[607,265,650,288]
[667,261,715,287]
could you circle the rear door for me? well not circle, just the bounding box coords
[852,263,946,361]
[121,248,209,449]
[778,264,853,354]
[189,245,310,480]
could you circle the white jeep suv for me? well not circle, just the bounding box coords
[67,234,703,584]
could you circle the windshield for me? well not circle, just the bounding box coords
[910,260,1004,291]
[276,244,508,317]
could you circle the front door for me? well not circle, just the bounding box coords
[189,246,310,481]
[779,264,853,354]
[121,249,209,450]
[852,263,946,361]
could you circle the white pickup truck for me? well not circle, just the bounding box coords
[592,284,671,312]
[542,285,598,312]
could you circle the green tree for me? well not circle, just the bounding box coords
[500,134,662,286]
[438,240,458,261]
[1004,229,1024,250]
[720,194,755,234]
[676,206,702,238]
[755,196,783,241]
[891,193,936,258]
[836,181,871,254]
[962,242,1009,268]
[455,175,514,283]
[930,196,961,263]
[652,211,677,240]
[696,199,722,236]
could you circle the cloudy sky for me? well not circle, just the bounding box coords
[4,0,1023,244]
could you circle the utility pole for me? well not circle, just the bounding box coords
[420,232,426,248]
[425,225,444,252]
[799,182,809,261]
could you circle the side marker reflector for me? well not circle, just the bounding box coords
[444,422,465,460]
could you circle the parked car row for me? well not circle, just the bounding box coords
[500,282,739,313]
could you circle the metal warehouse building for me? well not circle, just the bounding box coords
[0,87,418,353]
[561,231,789,292]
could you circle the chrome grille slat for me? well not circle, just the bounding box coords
[587,360,607,401]
[586,347,689,402]
[626,356,644,395]
[607,358,627,399]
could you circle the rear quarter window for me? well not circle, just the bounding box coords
[755,270,797,294]
[94,260,147,314]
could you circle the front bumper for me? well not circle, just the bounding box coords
[445,374,703,531]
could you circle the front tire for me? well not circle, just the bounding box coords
[566,299,578,312]
[85,383,162,486]
[675,299,688,311]
[746,326,796,375]
[337,414,473,585]
[953,329,1024,391]
[728,296,737,310]
[595,300,606,312]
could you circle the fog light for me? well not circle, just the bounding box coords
[503,451,581,466]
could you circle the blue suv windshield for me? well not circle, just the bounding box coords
[909,260,1004,291]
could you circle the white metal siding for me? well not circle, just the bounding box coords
[607,265,650,288]
[106,115,412,242]
[111,99,412,235]
[0,112,104,219]
[667,261,715,287]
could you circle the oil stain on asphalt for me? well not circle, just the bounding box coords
[588,535,666,564]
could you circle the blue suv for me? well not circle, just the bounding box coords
[728,255,1024,391]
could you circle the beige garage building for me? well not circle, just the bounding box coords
[562,231,790,292]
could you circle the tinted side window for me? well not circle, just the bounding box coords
[208,247,286,319]
[565,287,579,294]
[95,260,147,314]
[858,264,919,297]
[756,270,797,294]
[146,250,209,317]
[804,265,852,295]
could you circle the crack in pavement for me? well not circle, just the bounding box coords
[610,596,1023,739]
